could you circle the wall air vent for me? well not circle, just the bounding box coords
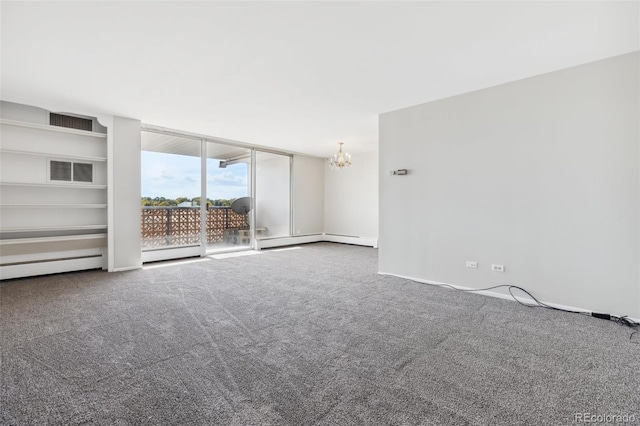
[50,160,72,181]
[50,113,93,132]
[50,160,93,183]
[73,163,93,182]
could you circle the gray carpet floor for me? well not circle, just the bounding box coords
[1,242,639,425]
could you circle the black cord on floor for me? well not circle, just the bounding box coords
[422,282,640,340]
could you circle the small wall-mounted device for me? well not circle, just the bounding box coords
[491,264,505,272]
[389,169,408,176]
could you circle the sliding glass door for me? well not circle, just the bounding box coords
[141,133,201,251]
[205,142,252,252]
[141,129,292,261]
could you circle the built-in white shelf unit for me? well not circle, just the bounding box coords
[0,105,109,280]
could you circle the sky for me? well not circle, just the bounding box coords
[141,151,248,200]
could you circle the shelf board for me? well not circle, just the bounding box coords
[0,118,107,139]
[0,182,107,189]
[1,204,107,209]
[0,225,107,233]
[0,234,107,246]
[1,149,107,162]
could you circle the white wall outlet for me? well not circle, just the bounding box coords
[491,264,505,272]
[466,261,478,268]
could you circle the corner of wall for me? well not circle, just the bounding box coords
[323,150,379,239]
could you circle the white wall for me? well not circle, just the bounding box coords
[292,155,324,235]
[1,101,48,124]
[379,52,640,318]
[108,116,142,271]
[324,151,379,240]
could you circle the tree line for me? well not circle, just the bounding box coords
[141,197,236,207]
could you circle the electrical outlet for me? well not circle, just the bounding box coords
[491,264,505,272]
[466,261,478,268]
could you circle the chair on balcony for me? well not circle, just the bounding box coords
[231,197,251,227]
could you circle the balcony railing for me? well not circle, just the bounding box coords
[141,206,248,248]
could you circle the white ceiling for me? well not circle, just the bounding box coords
[141,131,251,160]
[1,1,638,157]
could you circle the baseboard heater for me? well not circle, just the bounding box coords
[255,234,378,250]
[0,253,105,280]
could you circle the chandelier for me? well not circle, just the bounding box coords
[329,142,351,170]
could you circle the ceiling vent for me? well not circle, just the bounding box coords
[50,113,93,132]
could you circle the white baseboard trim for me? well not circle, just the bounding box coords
[111,265,142,272]
[255,234,379,249]
[255,234,323,249]
[142,245,202,263]
[322,234,378,248]
[0,256,104,280]
[377,271,640,323]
